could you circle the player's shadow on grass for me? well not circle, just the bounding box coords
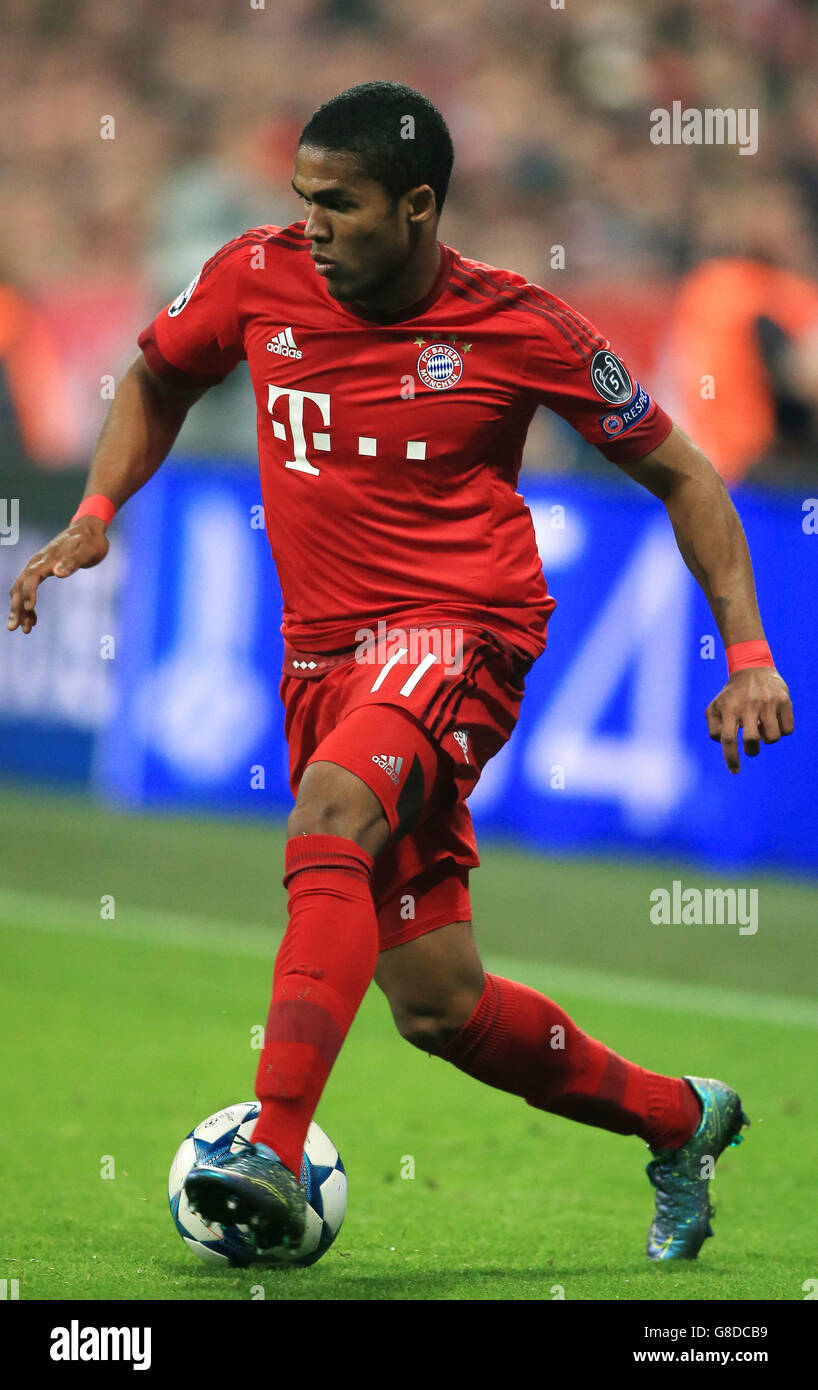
[165,1259,764,1300]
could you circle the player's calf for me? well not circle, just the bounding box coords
[375,920,485,1054]
[391,988,484,1054]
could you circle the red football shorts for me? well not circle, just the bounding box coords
[280,624,532,951]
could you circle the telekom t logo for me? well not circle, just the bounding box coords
[267,382,428,473]
[267,385,330,476]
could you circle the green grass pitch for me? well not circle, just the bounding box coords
[1,782,815,1301]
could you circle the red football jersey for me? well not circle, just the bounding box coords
[138,223,672,659]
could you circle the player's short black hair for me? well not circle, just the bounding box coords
[298,81,454,215]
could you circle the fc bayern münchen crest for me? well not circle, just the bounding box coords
[417,342,464,390]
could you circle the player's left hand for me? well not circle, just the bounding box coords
[705,668,793,774]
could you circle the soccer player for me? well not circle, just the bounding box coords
[8,82,793,1262]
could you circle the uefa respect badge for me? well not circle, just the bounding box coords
[417,342,464,390]
[599,383,652,438]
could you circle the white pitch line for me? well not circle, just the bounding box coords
[0,888,280,960]
[1,887,816,1030]
[486,955,818,1032]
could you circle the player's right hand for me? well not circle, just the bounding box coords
[7,517,110,634]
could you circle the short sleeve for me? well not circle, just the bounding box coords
[520,292,673,463]
[137,229,259,387]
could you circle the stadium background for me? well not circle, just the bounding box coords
[1,0,817,1303]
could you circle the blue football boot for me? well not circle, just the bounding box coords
[646,1075,749,1260]
[184,1140,306,1253]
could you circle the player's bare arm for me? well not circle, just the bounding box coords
[7,354,209,635]
[619,421,794,773]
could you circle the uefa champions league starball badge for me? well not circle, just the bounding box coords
[417,342,464,390]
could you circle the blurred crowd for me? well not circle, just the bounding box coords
[2,0,818,484]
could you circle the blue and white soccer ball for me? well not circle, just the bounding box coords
[168,1102,347,1268]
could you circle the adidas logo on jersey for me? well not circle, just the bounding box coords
[372,753,404,785]
[266,327,302,359]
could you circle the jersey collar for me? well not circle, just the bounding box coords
[323,242,453,326]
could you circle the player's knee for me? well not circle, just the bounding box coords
[287,799,387,855]
[288,763,389,857]
[394,987,482,1055]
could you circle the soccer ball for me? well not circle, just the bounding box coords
[168,1101,347,1268]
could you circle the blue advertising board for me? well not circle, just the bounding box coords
[88,462,814,873]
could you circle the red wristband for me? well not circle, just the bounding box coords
[71,494,116,526]
[725,640,775,676]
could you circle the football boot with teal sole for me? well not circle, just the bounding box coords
[646,1075,749,1261]
[184,1141,306,1254]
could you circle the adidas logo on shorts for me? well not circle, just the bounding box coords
[266,326,302,359]
[454,729,470,762]
[372,753,403,785]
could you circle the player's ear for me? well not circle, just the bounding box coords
[407,185,437,224]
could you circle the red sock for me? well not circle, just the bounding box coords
[439,974,701,1148]
[251,834,379,1175]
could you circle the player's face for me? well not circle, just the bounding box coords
[292,146,428,305]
